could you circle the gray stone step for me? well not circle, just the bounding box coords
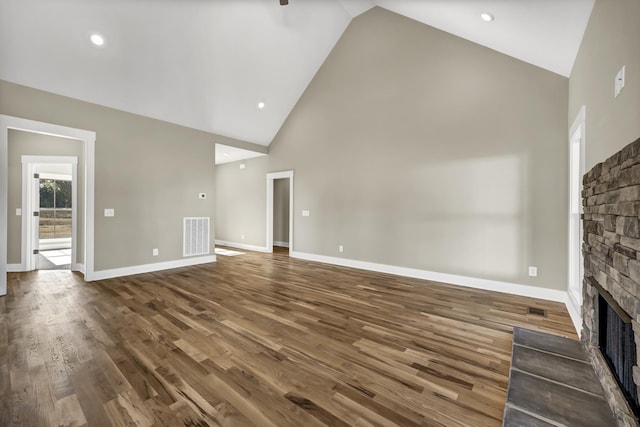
[504,327,616,427]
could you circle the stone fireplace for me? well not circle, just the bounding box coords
[583,137,640,427]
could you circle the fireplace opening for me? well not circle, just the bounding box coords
[598,290,640,419]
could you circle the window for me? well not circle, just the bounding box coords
[39,178,72,239]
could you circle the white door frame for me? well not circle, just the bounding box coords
[567,105,586,335]
[22,156,78,271]
[266,171,294,254]
[0,115,96,296]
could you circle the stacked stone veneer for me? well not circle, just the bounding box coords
[583,137,640,427]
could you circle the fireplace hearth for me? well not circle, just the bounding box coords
[583,137,640,427]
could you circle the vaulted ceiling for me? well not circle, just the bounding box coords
[0,0,594,147]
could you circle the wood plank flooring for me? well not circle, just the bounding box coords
[0,247,577,426]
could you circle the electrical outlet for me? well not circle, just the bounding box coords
[152,248,159,256]
[302,210,310,217]
[528,266,538,277]
[104,208,115,217]
[241,234,245,240]
[16,208,21,216]
[339,245,344,253]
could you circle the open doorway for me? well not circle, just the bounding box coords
[273,177,290,252]
[1,115,96,296]
[266,171,294,254]
[27,161,77,270]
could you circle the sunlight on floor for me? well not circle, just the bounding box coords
[40,249,71,266]
[214,247,245,257]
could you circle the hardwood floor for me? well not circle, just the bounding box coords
[0,248,577,426]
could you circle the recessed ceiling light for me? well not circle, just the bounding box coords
[257,102,265,109]
[480,12,494,22]
[90,33,105,46]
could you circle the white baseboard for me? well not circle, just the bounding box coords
[89,255,217,281]
[290,251,568,303]
[8,263,85,273]
[215,240,270,253]
[274,241,290,248]
[6,263,23,272]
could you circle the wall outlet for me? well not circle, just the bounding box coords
[339,245,344,253]
[240,163,246,169]
[528,266,538,277]
[16,208,21,216]
[241,234,245,240]
[104,208,115,217]
[152,248,159,256]
[198,193,206,199]
[302,210,310,217]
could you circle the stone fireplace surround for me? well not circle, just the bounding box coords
[583,136,640,427]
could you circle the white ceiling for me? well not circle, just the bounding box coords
[0,0,594,148]
[215,143,266,165]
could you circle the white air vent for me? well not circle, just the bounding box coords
[183,217,210,257]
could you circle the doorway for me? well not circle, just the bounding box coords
[273,177,290,252]
[24,158,77,270]
[0,115,96,296]
[266,171,294,254]
[568,106,585,323]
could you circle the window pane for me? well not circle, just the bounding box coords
[55,180,72,208]
[39,209,55,239]
[39,179,54,208]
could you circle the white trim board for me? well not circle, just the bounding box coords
[0,115,96,296]
[90,255,217,281]
[214,240,270,253]
[291,251,568,303]
[565,292,583,337]
[274,241,290,248]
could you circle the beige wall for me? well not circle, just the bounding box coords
[215,157,267,246]
[569,0,640,170]
[273,178,290,245]
[7,130,85,264]
[0,80,224,272]
[215,7,569,290]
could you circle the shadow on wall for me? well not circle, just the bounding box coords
[409,154,526,278]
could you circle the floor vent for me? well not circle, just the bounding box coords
[183,217,210,257]
[527,307,547,317]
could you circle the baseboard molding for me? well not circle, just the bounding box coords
[290,251,568,303]
[72,263,85,274]
[6,263,23,272]
[274,241,290,248]
[215,240,270,253]
[89,255,217,281]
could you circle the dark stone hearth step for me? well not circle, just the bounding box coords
[513,327,588,362]
[511,345,604,395]
[504,327,615,427]
[503,406,556,427]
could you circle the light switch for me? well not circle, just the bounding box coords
[16,208,21,216]
[302,210,310,217]
[104,208,115,217]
